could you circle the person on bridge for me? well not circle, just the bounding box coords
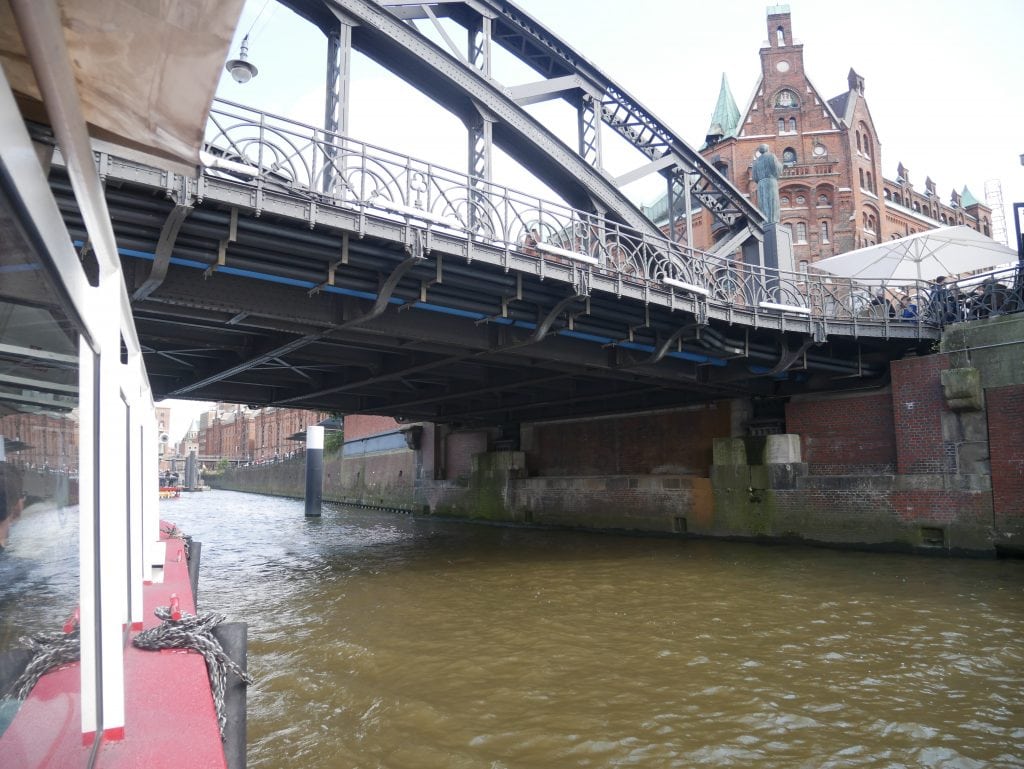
[751,144,783,224]
[869,288,896,319]
[898,294,918,320]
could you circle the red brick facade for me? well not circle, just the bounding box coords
[0,412,79,471]
[785,393,896,475]
[688,8,991,264]
[890,354,953,475]
[527,403,730,477]
[988,385,1024,524]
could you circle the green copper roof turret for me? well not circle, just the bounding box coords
[705,74,741,145]
[961,186,980,207]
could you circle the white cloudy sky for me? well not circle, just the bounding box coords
[164,0,1024,442]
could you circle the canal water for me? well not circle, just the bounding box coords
[158,489,1024,769]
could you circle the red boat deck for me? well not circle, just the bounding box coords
[0,522,228,768]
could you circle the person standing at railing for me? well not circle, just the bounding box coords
[928,276,956,325]
[869,288,896,319]
[898,294,918,320]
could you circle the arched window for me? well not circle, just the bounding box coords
[795,194,806,205]
[777,26,785,46]
[817,193,830,207]
[780,195,791,207]
[778,118,785,134]
[789,117,797,132]
[862,131,870,157]
[859,169,865,188]
[866,171,873,191]
[795,222,807,243]
[913,201,921,212]
[782,147,797,166]
[775,89,798,108]
[799,259,808,273]
[856,131,862,152]
[883,189,891,200]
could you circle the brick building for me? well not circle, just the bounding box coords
[0,411,78,472]
[197,403,327,463]
[655,6,992,268]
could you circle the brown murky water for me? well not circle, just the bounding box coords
[116,491,1024,765]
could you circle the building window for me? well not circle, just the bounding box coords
[859,169,865,188]
[778,118,785,134]
[795,194,806,205]
[789,117,797,132]
[782,147,797,166]
[856,131,862,152]
[866,171,874,191]
[780,195,790,207]
[913,202,921,212]
[883,189,891,200]
[799,259,808,273]
[862,131,871,157]
[820,221,829,243]
[817,193,830,207]
[777,26,785,46]
[795,222,807,243]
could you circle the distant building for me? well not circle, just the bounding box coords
[0,411,78,472]
[651,6,993,268]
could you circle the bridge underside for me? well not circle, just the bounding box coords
[52,168,926,427]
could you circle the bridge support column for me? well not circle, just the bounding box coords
[324,18,353,196]
[304,425,324,517]
[578,93,603,169]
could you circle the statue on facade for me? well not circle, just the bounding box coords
[752,143,783,224]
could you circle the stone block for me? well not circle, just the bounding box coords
[765,434,802,464]
[767,462,807,489]
[713,437,747,466]
[941,368,983,412]
[749,464,769,489]
[960,412,989,443]
[710,464,750,489]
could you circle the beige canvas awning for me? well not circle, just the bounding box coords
[0,0,244,173]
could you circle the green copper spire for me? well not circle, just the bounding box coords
[705,74,741,145]
[961,185,980,207]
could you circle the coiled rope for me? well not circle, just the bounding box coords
[6,625,80,701]
[161,523,192,561]
[132,607,252,739]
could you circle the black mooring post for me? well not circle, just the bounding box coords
[304,425,323,517]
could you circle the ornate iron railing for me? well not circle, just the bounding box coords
[203,100,1021,331]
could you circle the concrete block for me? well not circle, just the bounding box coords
[767,463,806,489]
[960,412,989,443]
[957,442,989,474]
[710,465,749,489]
[749,464,769,489]
[941,368,983,412]
[713,437,747,466]
[765,434,802,464]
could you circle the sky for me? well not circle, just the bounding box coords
[163,0,1024,440]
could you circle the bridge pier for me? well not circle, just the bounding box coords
[304,426,324,517]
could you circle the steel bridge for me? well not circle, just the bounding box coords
[51,0,942,426]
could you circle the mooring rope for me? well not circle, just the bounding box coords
[160,523,192,561]
[6,626,80,701]
[132,607,252,739]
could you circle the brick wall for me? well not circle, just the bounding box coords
[785,392,896,474]
[446,430,488,481]
[527,403,730,477]
[891,353,954,474]
[343,415,402,441]
[988,384,1024,526]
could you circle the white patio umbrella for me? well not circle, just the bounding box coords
[812,226,1018,284]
